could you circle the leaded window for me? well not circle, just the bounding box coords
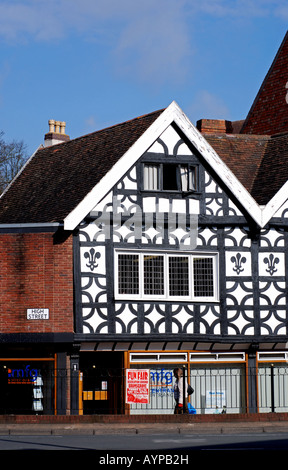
[115,251,218,301]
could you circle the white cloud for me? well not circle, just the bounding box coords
[0,0,286,87]
[0,0,285,44]
[187,90,230,123]
[193,0,285,18]
[0,0,192,85]
[274,5,288,20]
[113,1,192,84]
[0,1,66,42]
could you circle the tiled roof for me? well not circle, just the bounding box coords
[241,31,288,135]
[204,133,269,196]
[0,109,164,224]
[206,131,288,206]
[251,132,288,205]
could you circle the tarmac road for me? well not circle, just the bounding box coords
[0,419,288,460]
[0,430,288,451]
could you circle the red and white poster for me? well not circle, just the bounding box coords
[126,369,150,404]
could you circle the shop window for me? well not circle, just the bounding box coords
[128,352,247,415]
[0,359,55,415]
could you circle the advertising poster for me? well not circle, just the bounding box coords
[126,369,150,404]
[205,390,226,414]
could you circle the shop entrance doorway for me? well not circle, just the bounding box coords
[79,352,123,414]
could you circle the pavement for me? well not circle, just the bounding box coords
[1,419,288,435]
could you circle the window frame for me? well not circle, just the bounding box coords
[143,163,198,193]
[114,250,219,302]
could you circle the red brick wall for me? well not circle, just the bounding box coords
[0,232,74,333]
[196,119,233,134]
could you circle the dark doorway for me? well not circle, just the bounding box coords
[80,352,124,414]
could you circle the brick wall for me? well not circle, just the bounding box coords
[0,232,73,333]
[0,412,287,424]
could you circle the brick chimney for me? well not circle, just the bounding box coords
[44,120,70,147]
[196,119,233,134]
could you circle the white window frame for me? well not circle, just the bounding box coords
[114,250,219,302]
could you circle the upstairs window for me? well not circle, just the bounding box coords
[115,250,218,302]
[143,163,198,192]
[143,165,159,191]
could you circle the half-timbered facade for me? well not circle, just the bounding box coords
[72,104,288,415]
[1,32,288,415]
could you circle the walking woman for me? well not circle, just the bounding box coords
[173,368,188,414]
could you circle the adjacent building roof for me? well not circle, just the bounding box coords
[204,131,288,206]
[241,31,288,135]
[204,133,269,200]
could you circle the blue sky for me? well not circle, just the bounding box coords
[0,0,287,156]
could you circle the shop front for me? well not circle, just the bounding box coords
[3,348,285,415]
[77,348,288,416]
[77,348,249,415]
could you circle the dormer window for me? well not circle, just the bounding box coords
[143,163,198,192]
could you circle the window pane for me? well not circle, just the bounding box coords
[180,165,189,191]
[163,164,178,190]
[189,166,197,191]
[193,257,214,297]
[144,165,159,190]
[180,165,197,191]
[169,256,189,296]
[144,255,164,295]
[118,254,139,294]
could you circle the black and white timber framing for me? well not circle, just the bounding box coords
[71,105,288,350]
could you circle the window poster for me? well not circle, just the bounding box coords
[126,369,150,404]
[205,390,226,414]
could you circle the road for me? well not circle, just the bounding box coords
[0,432,288,451]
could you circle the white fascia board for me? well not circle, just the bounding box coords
[64,101,265,231]
[261,180,288,227]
